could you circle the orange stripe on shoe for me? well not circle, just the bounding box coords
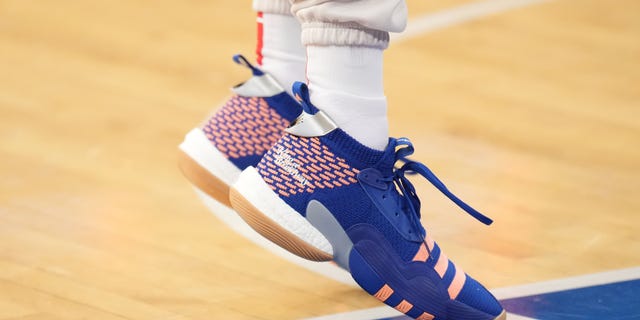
[395,300,413,313]
[434,252,449,277]
[412,243,429,262]
[373,284,394,302]
[447,264,467,299]
[416,312,435,320]
[425,234,435,251]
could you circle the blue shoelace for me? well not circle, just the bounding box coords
[381,138,494,253]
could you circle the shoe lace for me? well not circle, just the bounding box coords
[380,138,494,255]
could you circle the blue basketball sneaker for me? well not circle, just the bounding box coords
[178,55,301,206]
[230,83,505,319]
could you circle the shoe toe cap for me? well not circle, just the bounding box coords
[449,275,504,319]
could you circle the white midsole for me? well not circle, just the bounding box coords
[178,128,241,186]
[233,167,333,256]
[193,187,355,286]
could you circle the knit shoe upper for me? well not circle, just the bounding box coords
[178,55,301,207]
[202,55,301,170]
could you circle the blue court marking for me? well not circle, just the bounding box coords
[500,279,640,320]
[378,279,640,320]
[306,267,640,320]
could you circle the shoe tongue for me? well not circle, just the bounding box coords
[371,140,394,171]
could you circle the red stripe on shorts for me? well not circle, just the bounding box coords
[256,12,264,66]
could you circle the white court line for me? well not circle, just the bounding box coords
[306,306,535,320]
[305,267,640,320]
[491,266,640,300]
[305,306,400,320]
[502,315,537,320]
[392,0,550,43]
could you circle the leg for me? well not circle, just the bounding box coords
[291,0,408,150]
[254,0,306,96]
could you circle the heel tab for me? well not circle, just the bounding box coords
[286,82,338,137]
[231,54,283,97]
[233,54,264,76]
[292,82,319,115]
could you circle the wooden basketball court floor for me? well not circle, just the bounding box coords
[0,0,638,319]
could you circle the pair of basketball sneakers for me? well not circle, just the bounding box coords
[178,55,506,320]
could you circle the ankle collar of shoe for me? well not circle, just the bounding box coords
[322,129,389,170]
[264,92,303,122]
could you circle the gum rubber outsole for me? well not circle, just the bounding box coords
[177,149,232,207]
[229,187,333,262]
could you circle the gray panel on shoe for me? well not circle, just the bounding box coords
[306,200,353,271]
[232,73,283,97]
[285,110,338,137]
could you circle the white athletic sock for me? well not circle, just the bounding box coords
[257,13,306,96]
[306,45,389,151]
